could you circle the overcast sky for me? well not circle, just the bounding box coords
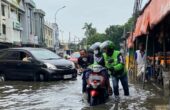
[34,0,135,42]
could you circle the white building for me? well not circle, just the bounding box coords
[21,0,36,46]
[52,23,60,52]
[0,0,23,46]
[0,0,36,47]
[0,0,48,48]
[34,9,45,46]
[44,22,54,49]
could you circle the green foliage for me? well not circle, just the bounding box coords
[124,16,135,32]
[81,16,134,49]
[105,25,124,49]
[87,33,107,45]
[82,23,97,38]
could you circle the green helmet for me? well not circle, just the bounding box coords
[100,40,115,50]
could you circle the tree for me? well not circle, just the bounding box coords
[124,16,135,32]
[82,23,97,38]
[80,16,135,49]
[105,25,124,49]
[87,33,107,45]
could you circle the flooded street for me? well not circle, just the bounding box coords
[0,76,169,110]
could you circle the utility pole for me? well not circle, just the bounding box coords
[74,35,79,50]
[133,0,143,24]
[54,6,66,24]
[86,37,88,50]
[68,32,71,49]
[74,36,76,50]
[54,6,66,51]
[60,30,64,43]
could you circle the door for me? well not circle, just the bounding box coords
[16,51,39,80]
[2,51,21,80]
[1,50,38,81]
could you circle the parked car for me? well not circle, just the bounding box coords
[0,48,77,81]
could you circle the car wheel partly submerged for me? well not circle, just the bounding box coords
[39,74,45,81]
[0,74,5,82]
[34,73,46,82]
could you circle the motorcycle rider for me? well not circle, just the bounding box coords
[101,40,129,101]
[77,49,94,94]
[87,42,112,95]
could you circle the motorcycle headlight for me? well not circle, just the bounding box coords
[71,62,76,69]
[44,63,57,70]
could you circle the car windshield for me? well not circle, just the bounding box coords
[30,49,61,60]
[71,52,80,58]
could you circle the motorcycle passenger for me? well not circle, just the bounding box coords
[90,42,105,66]
[87,42,112,95]
[101,40,129,100]
[77,49,94,93]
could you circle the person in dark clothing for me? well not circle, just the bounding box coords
[78,49,93,69]
[77,49,94,93]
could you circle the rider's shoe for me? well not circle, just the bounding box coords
[114,96,120,102]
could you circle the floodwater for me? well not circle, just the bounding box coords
[0,76,169,110]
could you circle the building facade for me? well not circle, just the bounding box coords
[44,22,53,49]
[0,0,47,48]
[21,0,36,46]
[0,0,36,47]
[0,0,23,47]
[52,23,60,52]
[34,9,45,46]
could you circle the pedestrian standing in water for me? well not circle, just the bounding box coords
[135,42,146,81]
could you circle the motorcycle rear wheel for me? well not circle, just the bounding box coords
[90,96,100,106]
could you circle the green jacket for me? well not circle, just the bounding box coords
[103,50,125,76]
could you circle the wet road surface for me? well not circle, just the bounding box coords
[0,76,169,110]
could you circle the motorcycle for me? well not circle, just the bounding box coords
[86,64,109,106]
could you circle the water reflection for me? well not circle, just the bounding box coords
[0,76,169,110]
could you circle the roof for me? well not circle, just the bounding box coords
[4,47,47,51]
[34,9,45,16]
[132,0,170,40]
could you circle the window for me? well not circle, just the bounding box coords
[1,5,5,16]
[48,30,50,36]
[0,51,7,60]
[18,13,21,22]
[30,49,60,60]
[5,51,20,60]
[20,52,32,61]
[28,8,32,33]
[2,24,6,35]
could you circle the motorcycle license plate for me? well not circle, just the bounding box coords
[64,74,72,79]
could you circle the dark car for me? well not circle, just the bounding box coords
[0,48,77,81]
